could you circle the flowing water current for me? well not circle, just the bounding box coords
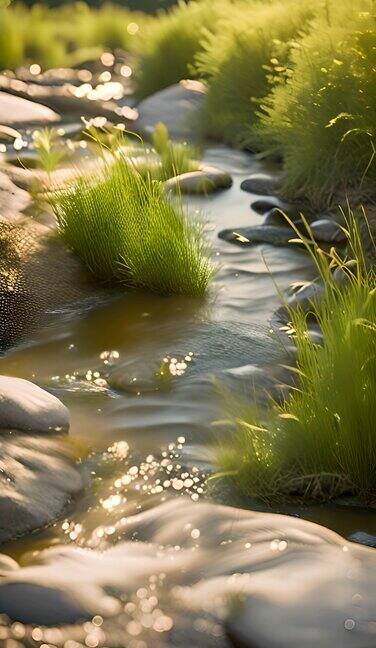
[0,146,375,646]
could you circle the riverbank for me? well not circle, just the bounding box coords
[0,2,375,646]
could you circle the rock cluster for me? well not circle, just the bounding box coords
[0,376,84,545]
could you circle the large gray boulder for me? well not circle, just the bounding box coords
[135,80,207,141]
[0,91,60,126]
[0,433,83,544]
[0,376,69,433]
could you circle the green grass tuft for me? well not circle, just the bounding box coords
[150,121,200,180]
[216,212,376,504]
[51,154,214,297]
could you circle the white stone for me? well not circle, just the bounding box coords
[0,91,60,125]
[135,80,206,141]
[0,375,69,433]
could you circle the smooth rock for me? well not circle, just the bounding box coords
[0,554,19,573]
[263,208,303,228]
[333,260,358,286]
[0,583,93,625]
[240,172,282,196]
[349,532,376,548]
[0,498,375,648]
[0,433,84,544]
[164,165,232,194]
[310,218,346,243]
[0,91,60,126]
[0,375,69,433]
[0,124,22,143]
[307,324,324,345]
[289,280,324,307]
[135,80,206,141]
[218,224,298,246]
[251,198,301,219]
[0,170,30,220]
[275,280,325,323]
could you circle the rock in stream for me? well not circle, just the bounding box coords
[0,432,84,544]
[0,499,375,648]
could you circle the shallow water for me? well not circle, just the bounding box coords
[1,145,375,564]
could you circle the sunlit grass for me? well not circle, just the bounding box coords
[84,121,200,181]
[216,211,376,503]
[150,121,200,180]
[0,2,148,70]
[134,0,225,100]
[195,0,314,146]
[254,0,376,207]
[51,155,214,296]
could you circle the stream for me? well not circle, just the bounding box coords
[0,145,375,646]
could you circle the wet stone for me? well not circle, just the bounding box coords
[310,218,346,243]
[274,280,325,323]
[0,171,30,220]
[263,208,303,228]
[0,375,69,433]
[164,165,232,194]
[218,224,297,246]
[0,498,375,648]
[251,198,302,219]
[349,531,376,548]
[0,583,93,626]
[240,172,282,196]
[0,433,84,544]
[332,260,358,286]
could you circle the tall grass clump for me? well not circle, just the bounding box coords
[134,0,226,100]
[51,156,214,296]
[216,212,376,503]
[195,0,314,146]
[254,0,376,207]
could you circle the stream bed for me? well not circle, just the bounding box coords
[1,146,375,647]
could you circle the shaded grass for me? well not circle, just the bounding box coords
[216,212,376,503]
[51,154,214,296]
